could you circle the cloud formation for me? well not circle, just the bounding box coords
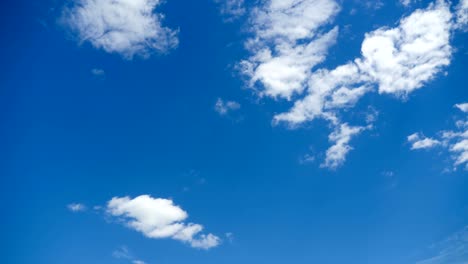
[67,203,87,212]
[63,0,178,58]
[408,133,441,150]
[215,0,245,21]
[239,0,457,169]
[240,0,340,99]
[409,103,468,170]
[107,195,220,249]
[322,124,368,169]
[214,98,241,115]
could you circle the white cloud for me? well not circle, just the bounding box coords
[214,98,241,115]
[215,0,245,20]
[408,133,441,150]
[400,0,413,7]
[238,1,455,169]
[455,103,468,113]
[107,195,220,249]
[409,103,468,170]
[240,0,340,99]
[63,0,178,58]
[67,203,87,212]
[456,0,468,28]
[322,123,367,169]
[272,1,452,124]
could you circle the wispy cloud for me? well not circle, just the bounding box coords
[112,246,147,264]
[416,226,468,264]
[62,0,178,59]
[107,195,220,249]
[67,203,87,212]
[214,0,245,21]
[408,103,468,170]
[214,98,241,116]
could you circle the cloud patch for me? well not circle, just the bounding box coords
[107,195,220,249]
[67,203,87,212]
[408,103,468,170]
[214,98,241,116]
[63,0,178,59]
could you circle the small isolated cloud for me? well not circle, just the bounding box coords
[67,203,87,212]
[400,0,413,7]
[322,123,368,169]
[214,98,241,116]
[409,103,468,170]
[107,195,220,249]
[408,133,441,150]
[112,246,146,264]
[214,0,245,21]
[91,68,105,78]
[62,0,178,59]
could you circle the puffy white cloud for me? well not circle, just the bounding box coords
[273,1,453,124]
[407,133,441,150]
[240,0,340,99]
[322,124,367,169]
[67,203,87,212]
[214,98,241,115]
[107,195,220,249]
[409,103,468,170]
[357,0,452,96]
[63,0,178,58]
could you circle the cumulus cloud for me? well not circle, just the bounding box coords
[240,0,340,99]
[62,0,178,58]
[407,133,441,150]
[67,203,87,212]
[107,195,220,249]
[322,124,368,169]
[409,103,468,170]
[237,0,457,168]
[214,98,241,115]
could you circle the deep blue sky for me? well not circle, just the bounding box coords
[1,0,468,264]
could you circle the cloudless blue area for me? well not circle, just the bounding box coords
[1,0,467,264]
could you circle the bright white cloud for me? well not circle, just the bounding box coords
[407,133,441,150]
[409,103,468,170]
[107,195,220,249]
[322,124,367,169]
[273,1,452,123]
[63,0,178,58]
[214,98,241,115]
[240,0,340,99]
[67,203,87,212]
[243,1,455,168]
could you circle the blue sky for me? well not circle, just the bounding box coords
[1,0,468,263]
